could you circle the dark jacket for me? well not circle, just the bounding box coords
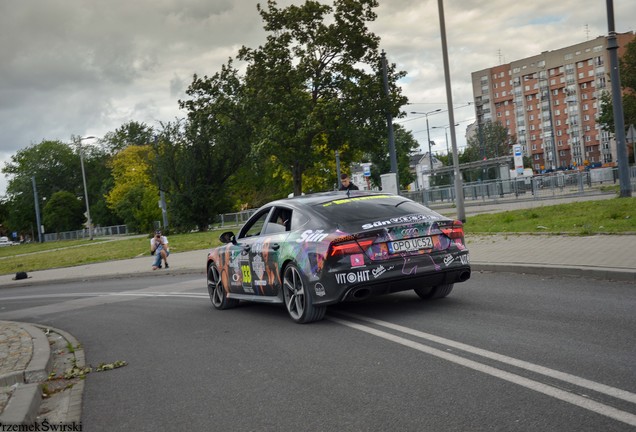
[339,182,359,191]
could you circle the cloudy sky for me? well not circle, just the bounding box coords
[1,0,635,194]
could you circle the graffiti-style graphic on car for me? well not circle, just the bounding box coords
[206,191,471,323]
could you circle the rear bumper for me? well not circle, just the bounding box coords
[311,250,471,306]
[340,267,471,302]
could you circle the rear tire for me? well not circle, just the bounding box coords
[414,284,454,300]
[282,263,326,324]
[208,262,239,310]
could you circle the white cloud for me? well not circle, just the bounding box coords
[1,0,634,192]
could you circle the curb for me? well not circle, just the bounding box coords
[32,324,86,424]
[0,383,41,424]
[0,267,204,290]
[471,262,636,283]
[0,322,52,425]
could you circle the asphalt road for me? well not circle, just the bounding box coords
[1,273,635,431]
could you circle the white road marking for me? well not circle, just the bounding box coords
[0,280,207,319]
[329,314,636,427]
[337,311,636,405]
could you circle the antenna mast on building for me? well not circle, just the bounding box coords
[585,24,590,40]
[497,49,503,65]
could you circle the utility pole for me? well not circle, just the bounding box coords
[31,176,43,243]
[381,50,399,190]
[437,0,466,221]
[606,0,632,197]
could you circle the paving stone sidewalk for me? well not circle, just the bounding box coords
[0,321,84,426]
[0,322,33,416]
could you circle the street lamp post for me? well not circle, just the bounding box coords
[432,123,460,156]
[411,109,442,180]
[79,136,95,240]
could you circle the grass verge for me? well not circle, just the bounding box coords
[463,197,636,235]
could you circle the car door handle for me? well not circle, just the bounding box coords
[272,243,280,251]
[242,246,251,252]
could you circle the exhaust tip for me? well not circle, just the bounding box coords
[458,271,471,282]
[352,288,371,300]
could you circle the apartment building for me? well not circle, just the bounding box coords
[471,32,635,172]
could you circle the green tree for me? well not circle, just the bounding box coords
[367,124,419,189]
[238,0,406,195]
[3,140,82,233]
[170,59,254,230]
[42,191,85,233]
[102,121,155,155]
[105,145,160,232]
[598,36,636,163]
[465,121,513,162]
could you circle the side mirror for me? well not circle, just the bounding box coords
[219,231,237,245]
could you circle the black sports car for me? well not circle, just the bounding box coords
[207,191,471,323]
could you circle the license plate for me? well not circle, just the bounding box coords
[388,236,433,253]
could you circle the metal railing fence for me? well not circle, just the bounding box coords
[43,225,129,242]
[402,167,634,208]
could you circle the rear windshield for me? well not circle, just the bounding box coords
[311,195,444,230]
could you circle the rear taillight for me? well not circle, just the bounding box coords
[440,220,464,239]
[329,237,374,258]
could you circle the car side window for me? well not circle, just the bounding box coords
[269,207,293,232]
[240,209,271,238]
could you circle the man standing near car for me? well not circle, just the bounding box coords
[339,173,359,191]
